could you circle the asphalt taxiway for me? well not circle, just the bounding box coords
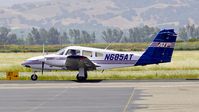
[0,80,199,112]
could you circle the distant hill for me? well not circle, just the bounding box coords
[0,0,198,31]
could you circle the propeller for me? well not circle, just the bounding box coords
[41,44,45,75]
[42,61,45,75]
[43,44,45,56]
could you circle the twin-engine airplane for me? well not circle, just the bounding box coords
[22,29,177,81]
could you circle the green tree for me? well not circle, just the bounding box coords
[48,27,60,44]
[179,27,188,41]
[102,28,123,43]
[127,26,159,43]
[80,31,96,44]
[27,27,42,45]
[102,28,113,43]
[113,29,123,42]
[60,32,70,44]
[27,33,35,45]
[39,28,48,44]
[69,29,81,44]
[91,32,96,43]
[7,33,18,44]
[0,27,10,45]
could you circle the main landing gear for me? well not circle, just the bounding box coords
[76,68,88,81]
[31,73,38,81]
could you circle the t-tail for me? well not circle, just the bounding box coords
[135,29,177,66]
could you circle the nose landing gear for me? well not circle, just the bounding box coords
[31,73,38,81]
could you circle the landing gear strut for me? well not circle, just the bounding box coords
[31,73,38,81]
[76,68,88,81]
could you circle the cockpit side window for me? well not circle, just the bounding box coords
[65,49,80,56]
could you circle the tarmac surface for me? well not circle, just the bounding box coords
[0,80,199,112]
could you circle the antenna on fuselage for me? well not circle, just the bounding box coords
[105,43,112,50]
[104,34,125,50]
[105,30,124,50]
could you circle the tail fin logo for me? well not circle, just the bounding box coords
[150,42,175,48]
[157,42,172,48]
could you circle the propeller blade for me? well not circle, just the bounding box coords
[42,62,45,75]
[43,44,45,56]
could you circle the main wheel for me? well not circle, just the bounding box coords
[31,74,38,81]
[76,74,87,81]
[84,70,88,79]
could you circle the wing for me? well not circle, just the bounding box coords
[65,55,99,70]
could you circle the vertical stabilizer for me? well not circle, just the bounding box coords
[135,29,177,66]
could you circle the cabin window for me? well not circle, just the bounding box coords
[95,52,103,57]
[83,50,92,57]
[65,49,80,56]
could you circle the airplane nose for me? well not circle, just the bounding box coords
[22,56,45,68]
[21,61,27,66]
[21,60,31,68]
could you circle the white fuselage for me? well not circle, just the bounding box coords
[22,46,142,71]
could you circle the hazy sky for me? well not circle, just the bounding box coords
[0,0,50,7]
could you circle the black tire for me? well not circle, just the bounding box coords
[76,74,87,81]
[31,74,38,81]
[76,73,79,79]
[77,76,86,81]
[84,70,88,79]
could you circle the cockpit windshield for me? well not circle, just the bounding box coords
[66,49,80,56]
[56,48,66,55]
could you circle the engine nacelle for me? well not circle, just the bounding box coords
[45,55,66,67]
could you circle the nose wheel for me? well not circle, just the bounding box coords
[31,74,38,81]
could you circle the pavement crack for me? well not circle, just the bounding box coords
[25,88,68,112]
[122,88,135,112]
